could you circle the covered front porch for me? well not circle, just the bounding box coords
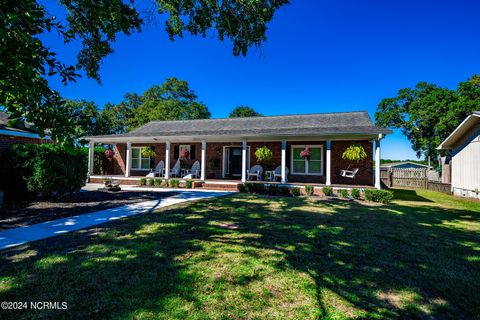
[86,136,383,189]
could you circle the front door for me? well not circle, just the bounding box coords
[225,147,243,177]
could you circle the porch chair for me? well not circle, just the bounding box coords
[146,160,164,178]
[273,166,289,182]
[247,165,263,181]
[340,168,359,178]
[169,159,181,177]
[189,161,201,178]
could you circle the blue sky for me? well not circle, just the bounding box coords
[41,0,480,159]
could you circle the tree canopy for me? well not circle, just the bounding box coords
[1,0,289,143]
[375,75,480,159]
[229,106,263,118]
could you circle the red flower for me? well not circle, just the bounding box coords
[105,149,114,159]
[180,148,190,158]
[300,147,311,159]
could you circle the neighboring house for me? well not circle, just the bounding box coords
[380,161,431,170]
[85,111,392,189]
[0,112,51,150]
[438,112,480,199]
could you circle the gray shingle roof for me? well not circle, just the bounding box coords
[86,111,391,139]
[0,111,43,135]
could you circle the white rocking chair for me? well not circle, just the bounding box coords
[340,168,359,178]
[169,159,181,177]
[247,165,263,181]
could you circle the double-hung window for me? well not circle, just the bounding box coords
[131,147,151,170]
[291,145,323,175]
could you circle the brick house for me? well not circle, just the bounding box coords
[0,112,51,150]
[85,111,391,189]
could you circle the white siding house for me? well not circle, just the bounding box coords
[438,112,480,199]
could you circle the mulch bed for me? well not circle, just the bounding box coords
[0,190,177,231]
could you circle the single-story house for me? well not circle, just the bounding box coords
[438,112,480,199]
[85,111,392,189]
[0,112,51,150]
[380,161,431,170]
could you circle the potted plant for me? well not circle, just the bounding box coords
[300,147,311,160]
[141,146,156,158]
[104,148,115,174]
[255,146,274,171]
[342,144,367,162]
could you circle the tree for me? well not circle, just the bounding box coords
[375,75,480,159]
[128,78,211,129]
[229,106,263,118]
[1,0,289,143]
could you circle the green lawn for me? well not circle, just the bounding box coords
[1,190,479,319]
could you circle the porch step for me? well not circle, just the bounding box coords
[202,183,241,192]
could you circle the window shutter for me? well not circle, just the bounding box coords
[174,145,179,159]
[190,145,196,159]
[150,146,156,168]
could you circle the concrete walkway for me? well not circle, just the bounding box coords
[0,190,230,251]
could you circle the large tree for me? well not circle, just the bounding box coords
[229,106,263,118]
[128,78,211,129]
[375,75,480,159]
[1,0,289,142]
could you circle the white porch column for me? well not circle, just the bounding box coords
[375,136,382,189]
[125,141,132,177]
[326,140,331,186]
[88,141,95,176]
[165,141,171,179]
[281,140,286,183]
[201,140,206,181]
[241,140,247,183]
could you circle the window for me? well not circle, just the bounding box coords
[291,145,323,175]
[131,147,151,170]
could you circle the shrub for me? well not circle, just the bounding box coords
[140,178,147,186]
[169,179,180,188]
[154,178,162,186]
[364,189,393,203]
[339,189,349,198]
[290,187,301,197]
[278,186,291,196]
[185,180,193,188]
[146,178,154,186]
[322,187,333,196]
[351,188,361,199]
[0,144,88,199]
[305,185,314,196]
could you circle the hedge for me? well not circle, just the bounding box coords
[364,189,393,203]
[0,144,88,200]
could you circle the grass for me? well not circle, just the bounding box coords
[0,189,479,319]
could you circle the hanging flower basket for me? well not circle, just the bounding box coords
[180,148,190,159]
[105,148,114,159]
[300,147,311,160]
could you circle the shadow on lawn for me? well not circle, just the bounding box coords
[0,193,479,319]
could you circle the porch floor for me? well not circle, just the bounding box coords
[89,175,373,189]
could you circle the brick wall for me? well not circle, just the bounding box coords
[109,139,374,186]
[0,135,51,151]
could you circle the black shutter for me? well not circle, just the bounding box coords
[174,145,179,159]
[190,145,196,159]
[150,146,156,168]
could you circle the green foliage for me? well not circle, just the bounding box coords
[141,147,156,158]
[255,146,273,163]
[364,189,393,203]
[241,183,291,197]
[351,188,361,199]
[304,185,314,196]
[185,180,193,189]
[290,187,301,197]
[0,144,87,198]
[146,179,154,186]
[140,178,147,186]
[154,179,162,186]
[342,144,367,162]
[229,106,263,118]
[339,189,349,198]
[127,78,211,130]
[169,179,180,188]
[322,187,333,196]
[375,75,480,159]
[1,0,287,142]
